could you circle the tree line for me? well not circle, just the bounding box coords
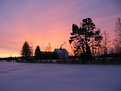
[69,17,121,63]
[21,42,58,62]
[20,17,121,63]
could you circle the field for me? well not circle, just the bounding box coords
[0,62,121,91]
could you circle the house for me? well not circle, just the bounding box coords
[54,47,68,59]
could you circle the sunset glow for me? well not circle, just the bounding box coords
[0,0,121,57]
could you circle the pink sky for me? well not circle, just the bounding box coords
[0,0,121,57]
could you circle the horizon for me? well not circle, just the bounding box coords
[0,0,121,57]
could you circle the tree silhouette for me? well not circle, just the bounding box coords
[69,18,102,62]
[114,17,121,55]
[102,31,111,56]
[45,43,52,52]
[91,28,103,56]
[21,41,32,59]
[34,46,41,60]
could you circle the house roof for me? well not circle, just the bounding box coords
[54,48,68,54]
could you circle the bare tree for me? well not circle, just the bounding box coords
[103,31,108,55]
[45,42,52,52]
[114,17,121,54]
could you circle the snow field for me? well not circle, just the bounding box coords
[0,62,121,91]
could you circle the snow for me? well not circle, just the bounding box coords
[0,62,121,91]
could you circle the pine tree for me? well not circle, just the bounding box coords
[69,18,102,62]
[34,46,41,60]
[21,41,32,59]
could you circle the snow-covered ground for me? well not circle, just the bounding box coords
[0,62,121,91]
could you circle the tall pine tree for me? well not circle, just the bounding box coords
[21,41,32,59]
[69,18,102,62]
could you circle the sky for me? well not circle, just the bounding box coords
[0,0,121,57]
